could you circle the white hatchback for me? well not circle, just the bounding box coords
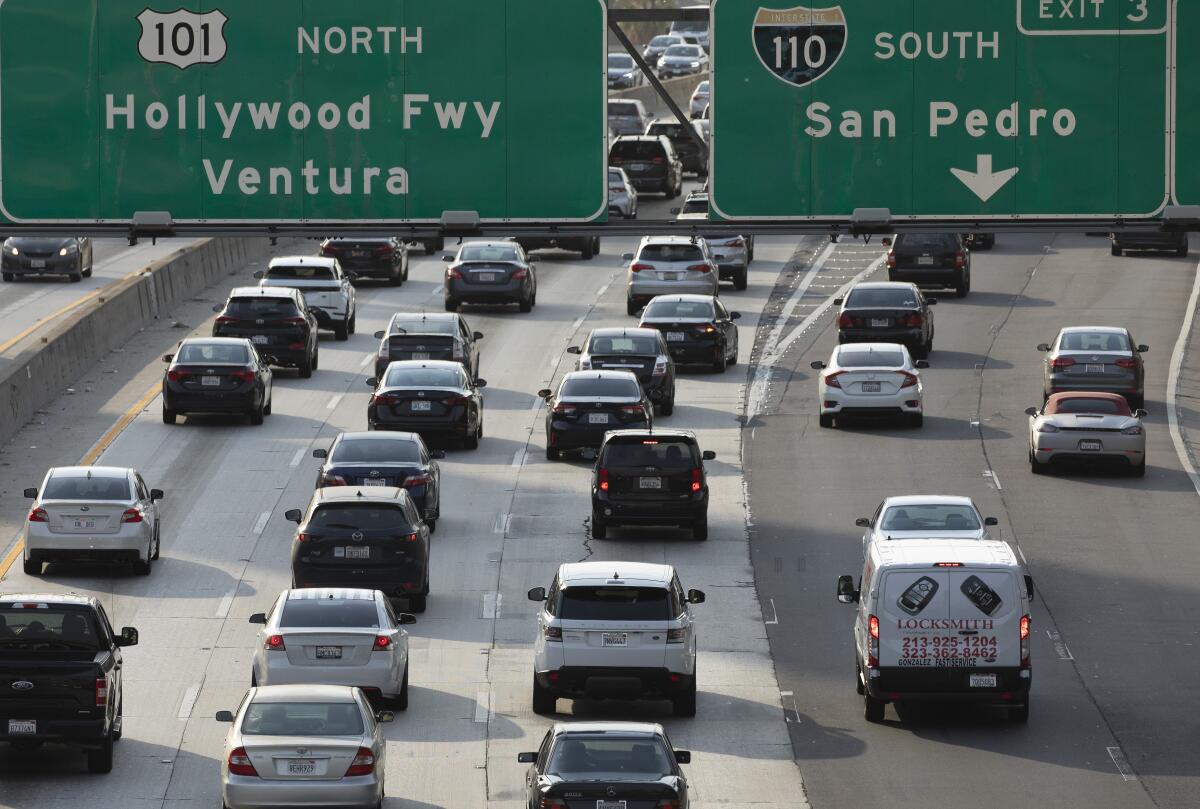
[811,342,928,428]
[249,588,416,710]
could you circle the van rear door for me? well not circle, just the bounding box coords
[879,569,952,687]
[946,569,1021,670]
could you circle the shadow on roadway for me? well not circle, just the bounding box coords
[946,290,1055,308]
[386,685,523,742]
[34,555,252,598]
[927,349,1014,371]
[831,415,1012,441]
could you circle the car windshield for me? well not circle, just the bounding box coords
[0,606,103,651]
[664,45,700,57]
[390,317,455,335]
[279,599,380,628]
[42,475,130,500]
[844,289,918,308]
[266,265,336,280]
[837,349,905,368]
[557,587,671,621]
[611,141,664,160]
[225,298,300,318]
[241,702,365,736]
[602,438,698,468]
[608,55,635,68]
[643,299,714,319]
[1050,397,1131,415]
[1058,331,1131,352]
[309,504,412,531]
[588,334,659,355]
[331,438,421,463]
[547,735,674,780]
[384,367,464,388]
[608,102,639,117]
[672,21,706,32]
[880,505,981,532]
[559,377,641,399]
[177,342,250,364]
[458,244,519,262]
[638,244,704,263]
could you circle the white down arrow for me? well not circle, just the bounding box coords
[950,155,1019,203]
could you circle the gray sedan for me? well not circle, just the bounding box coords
[1027,392,1147,476]
[608,167,638,219]
[1038,326,1147,408]
[216,684,390,809]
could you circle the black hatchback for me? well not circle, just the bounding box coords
[539,371,652,460]
[835,282,936,359]
[212,287,319,377]
[313,431,445,531]
[885,233,970,297]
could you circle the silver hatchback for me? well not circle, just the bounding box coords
[624,236,719,316]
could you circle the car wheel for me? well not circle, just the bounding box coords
[409,593,427,613]
[264,389,273,416]
[626,299,639,316]
[425,238,444,256]
[519,295,533,313]
[83,263,93,278]
[581,239,595,260]
[133,546,152,576]
[864,694,886,723]
[162,408,177,425]
[955,273,969,298]
[23,552,40,576]
[1111,243,1122,256]
[692,517,708,541]
[465,420,481,450]
[908,412,924,428]
[444,298,458,312]
[712,345,727,373]
[546,446,559,461]
[819,413,834,428]
[388,268,403,286]
[151,525,161,560]
[249,402,265,426]
[69,269,83,282]
[912,341,929,360]
[532,677,557,715]
[87,729,115,774]
[299,355,314,379]
[1129,394,1144,410]
[591,510,607,540]
[727,341,737,366]
[1178,244,1189,258]
[660,396,674,416]
[1,272,12,282]
[734,268,748,291]
[1130,459,1147,478]
[334,320,349,341]
[672,677,697,717]
[1009,698,1030,723]
[1029,449,1046,475]
[392,665,409,711]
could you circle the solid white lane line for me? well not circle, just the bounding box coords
[511,448,527,469]
[764,598,779,625]
[326,393,344,410]
[482,591,502,619]
[1166,260,1200,496]
[983,469,1002,490]
[177,685,200,720]
[779,690,800,722]
[474,690,491,723]
[492,513,510,534]
[570,315,586,330]
[597,281,611,298]
[1046,629,1074,660]
[1017,545,1028,565]
[359,354,373,368]
[214,589,236,619]
[252,510,271,535]
[1107,746,1137,781]
[289,448,305,468]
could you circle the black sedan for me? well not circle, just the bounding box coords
[161,338,273,425]
[519,722,691,809]
[443,240,537,312]
[835,282,936,359]
[366,360,486,449]
[539,370,652,460]
[313,431,445,531]
[2,237,93,282]
[639,294,740,373]
[567,327,676,415]
[319,237,409,285]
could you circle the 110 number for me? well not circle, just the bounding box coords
[772,34,827,71]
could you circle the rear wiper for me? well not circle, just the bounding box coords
[322,523,363,529]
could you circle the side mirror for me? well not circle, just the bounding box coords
[537,388,553,399]
[150,488,164,501]
[116,627,139,647]
[1024,575,1035,599]
[430,449,447,459]
[1135,408,1148,418]
[1024,406,1039,417]
[284,509,303,524]
[527,586,547,602]
[832,297,843,306]
[730,311,741,320]
[855,517,870,527]
[262,355,280,366]
[373,330,385,339]
[248,613,267,625]
[881,236,893,247]
[376,710,395,723]
[474,379,488,388]
[162,353,174,363]
[366,378,378,387]
[669,207,681,215]
[701,450,716,461]
[252,270,264,279]
[215,710,235,723]
[686,588,705,604]
[915,360,930,369]
[1036,343,1050,352]
[1134,344,1149,353]
[528,256,539,263]
[23,488,37,499]
[674,750,692,764]
[622,252,635,261]
[442,255,454,262]
[566,346,582,355]
[984,517,999,526]
[925,298,938,305]
[810,360,826,370]
[473,331,484,340]
[345,271,358,281]
[312,448,328,459]
[836,575,859,604]
[517,752,537,764]
[398,613,418,625]
[212,303,224,313]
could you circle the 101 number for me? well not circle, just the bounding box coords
[150,19,215,59]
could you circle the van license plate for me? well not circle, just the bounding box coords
[1079,440,1102,451]
[918,256,934,265]
[252,335,269,345]
[666,332,685,342]
[639,477,661,489]
[603,633,628,647]
[7,720,35,735]
[969,673,997,688]
[860,382,881,393]
[597,801,627,809]
[344,546,370,559]
[287,759,317,775]
[202,376,221,386]
[412,401,432,411]
[315,646,342,659]
[410,352,430,360]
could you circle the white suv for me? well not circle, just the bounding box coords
[527,561,705,717]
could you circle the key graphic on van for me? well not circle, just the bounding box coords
[896,576,939,615]
[960,575,1002,616]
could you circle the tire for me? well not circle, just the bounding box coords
[162,408,177,425]
[855,664,865,696]
[113,700,123,740]
[87,730,114,774]
[955,272,968,298]
[151,526,161,560]
[312,349,319,371]
[464,421,481,450]
[864,694,886,723]
[1129,394,1144,410]
[1009,699,1030,723]
[444,298,458,312]
[712,346,727,373]
[532,677,557,715]
[251,670,258,687]
[1178,244,1189,258]
[672,677,697,717]
[425,238,444,256]
[264,390,272,416]
[133,547,152,576]
[911,341,929,360]
[1,272,12,282]
[23,554,40,576]
[427,516,437,534]
[908,413,924,428]
[249,403,265,426]
[409,593,427,613]
[581,239,595,261]
[69,269,83,282]
[733,268,748,291]
[591,510,608,540]
[1111,243,1122,256]
[334,320,349,341]
[1029,450,1046,475]
[298,355,314,379]
[1130,460,1147,478]
[388,268,403,286]
[519,295,533,313]
[692,517,708,541]
[660,396,674,417]
[626,299,639,316]
[83,265,93,278]
[819,413,834,428]
[545,446,559,461]
[391,666,409,711]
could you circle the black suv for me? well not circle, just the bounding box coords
[373,312,483,380]
[885,233,970,297]
[212,287,320,377]
[644,119,708,177]
[591,429,715,540]
[835,282,936,358]
[609,136,683,197]
[0,594,138,773]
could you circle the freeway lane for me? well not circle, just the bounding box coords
[746,234,1200,808]
[0,186,810,806]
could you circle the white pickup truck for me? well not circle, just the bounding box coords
[255,256,357,341]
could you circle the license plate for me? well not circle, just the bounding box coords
[362,479,387,486]
[918,256,935,265]
[628,162,646,171]
[7,720,35,735]
[412,400,432,411]
[969,673,997,688]
[589,413,609,424]
[344,546,370,559]
[252,335,269,345]
[603,632,628,647]
[870,318,889,327]
[666,331,686,342]
[861,381,881,393]
[597,801,627,809]
[202,376,221,386]
[668,273,684,281]
[1086,364,1105,373]
[315,646,342,659]
[287,759,317,775]
[73,519,96,529]
[411,352,430,360]
[30,259,46,269]
[351,250,367,257]
[639,476,662,489]
[1079,439,1103,451]
[478,272,496,282]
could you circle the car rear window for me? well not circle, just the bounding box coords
[880,505,981,531]
[588,335,659,355]
[266,265,336,280]
[602,438,698,468]
[895,233,956,249]
[0,605,103,651]
[844,289,918,308]
[42,476,130,500]
[647,123,684,138]
[608,102,639,116]
[241,702,364,736]
[611,141,665,161]
[458,244,519,262]
[650,36,680,46]
[557,587,670,621]
[331,438,421,464]
[1058,331,1131,352]
[695,80,710,93]
[309,504,412,531]
[177,342,250,364]
[643,298,714,319]
[837,348,905,368]
[559,376,642,398]
[389,317,456,335]
[279,600,380,628]
[637,244,704,262]
[383,367,463,388]
[226,297,300,318]
[1048,397,1132,416]
[548,735,674,779]
[608,54,635,68]
[608,169,626,186]
[681,198,707,214]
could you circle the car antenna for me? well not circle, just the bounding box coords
[356,490,364,498]
[86,469,92,479]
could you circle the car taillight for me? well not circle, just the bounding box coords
[653,356,668,376]
[954,250,965,268]
[868,614,880,668]
[899,372,919,388]
[630,262,654,272]
[374,244,393,255]
[552,402,578,415]
[167,370,190,382]
[695,324,717,334]
[447,267,464,280]
[687,263,711,273]
[265,634,285,650]
[903,313,923,328]
[95,678,108,706]
[1020,614,1031,667]
[539,798,567,809]
[444,395,470,408]
[651,156,665,164]
[121,508,144,523]
[372,393,400,407]
[283,317,307,325]
[27,508,47,523]
[229,370,256,383]
[666,627,686,643]
[1114,358,1137,368]
[512,268,529,280]
[288,342,305,350]
[691,468,703,492]
[228,747,258,777]
[214,316,235,325]
[544,625,562,641]
[296,532,311,543]
[886,250,896,268]
[1037,422,1060,433]
[824,372,844,389]
[1050,357,1075,371]
[621,404,648,419]
[403,474,431,489]
[837,313,853,328]
[322,474,347,486]
[598,468,609,491]
[320,244,339,256]
[656,800,684,809]
[401,532,419,543]
[372,635,392,651]
[1121,424,1143,435]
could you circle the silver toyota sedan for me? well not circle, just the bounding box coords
[216,684,390,809]
[1027,391,1147,476]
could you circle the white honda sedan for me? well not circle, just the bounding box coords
[855,494,999,557]
[810,343,928,428]
[249,588,416,710]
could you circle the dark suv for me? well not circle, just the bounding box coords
[885,233,970,297]
[644,119,707,177]
[373,312,483,380]
[835,282,936,358]
[609,136,683,198]
[591,429,715,540]
[212,287,320,377]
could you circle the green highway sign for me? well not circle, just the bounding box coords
[710,0,1175,220]
[0,0,607,225]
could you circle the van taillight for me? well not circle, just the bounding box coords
[691,468,702,492]
[544,625,562,641]
[954,250,965,268]
[598,469,609,491]
[1020,614,1031,667]
[1020,614,1030,640]
[868,614,880,668]
[95,678,108,706]
[228,747,258,777]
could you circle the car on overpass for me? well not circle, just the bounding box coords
[607,99,651,137]
[642,34,684,63]
[2,236,93,283]
[1110,229,1188,257]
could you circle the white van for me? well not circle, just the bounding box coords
[836,538,1033,723]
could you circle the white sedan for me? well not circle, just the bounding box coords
[810,343,928,428]
[855,494,999,556]
[249,588,415,710]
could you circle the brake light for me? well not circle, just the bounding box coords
[444,395,470,408]
[1050,357,1075,371]
[403,474,430,489]
[651,156,665,164]
[666,627,686,643]
[899,372,919,388]
[447,267,464,280]
[933,562,963,567]
[695,324,717,334]
[320,244,339,255]
[630,262,654,272]
[837,313,853,328]
[229,370,256,383]
[512,267,528,280]
[621,404,648,419]
[552,402,578,415]
[374,244,393,255]
[886,251,896,269]
[265,634,285,650]
[691,468,703,492]
[1114,358,1137,368]
[322,474,347,486]
[903,313,923,328]
[824,372,844,389]
[1020,614,1031,667]
[539,798,567,809]
[372,393,400,407]
[346,747,376,776]
[214,315,235,325]
[868,614,880,667]
[687,263,711,273]
[167,370,190,382]
[401,532,419,543]
[954,250,965,268]
[228,747,258,777]
[598,468,609,491]
[372,635,392,651]
[652,356,668,376]
[544,625,562,641]
[95,678,108,706]
[27,508,47,523]
[121,508,144,523]
[296,532,311,543]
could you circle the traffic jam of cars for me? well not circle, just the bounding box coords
[0,11,1193,809]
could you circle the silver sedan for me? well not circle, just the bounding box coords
[608,167,639,219]
[216,684,390,809]
[856,494,998,556]
[1027,392,1147,476]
